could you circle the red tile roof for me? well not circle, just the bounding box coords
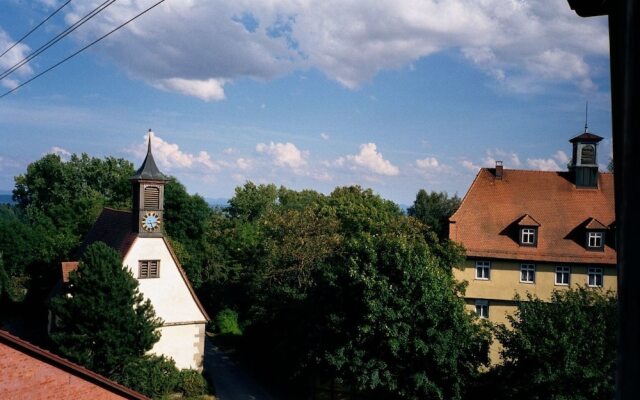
[61,261,79,284]
[0,330,148,399]
[449,168,615,264]
[75,208,138,259]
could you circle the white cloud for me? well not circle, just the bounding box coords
[61,0,608,99]
[133,131,220,171]
[235,158,252,171]
[154,78,226,101]
[320,132,330,140]
[461,160,481,172]
[344,143,399,176]
[48,146,71,160]
[527,158,561,171]
[256,141,308,171]
[223,147,235,154]
[554,150,570,165]
[0,28,33,89]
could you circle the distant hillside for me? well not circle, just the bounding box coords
[206,198,229,208]
[0,191,14,205]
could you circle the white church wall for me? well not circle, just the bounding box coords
[123,237,206,324]
[152,323,206,370]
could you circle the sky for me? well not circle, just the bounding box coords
[0,0,613,204]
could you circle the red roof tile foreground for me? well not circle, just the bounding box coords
[0,330,148,400]
[450,168,615,264]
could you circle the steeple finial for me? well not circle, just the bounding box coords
[584,101,589,133]
[147,129,153,154]
[131,129,169,181]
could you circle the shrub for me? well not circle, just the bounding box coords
[215,308,242,335]
[113,355,180,398]
[177,369,209,397]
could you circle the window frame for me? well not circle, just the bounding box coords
[139,260,160,279]
[520,227,537,246]
[588,267,604,287]
[475,299,489,319]
[587,231,605,251]
[520,263,536,283]
[555,266,570,286]
[475,261,491,280]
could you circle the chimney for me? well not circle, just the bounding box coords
[495,161,503,180]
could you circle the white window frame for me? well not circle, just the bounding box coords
[475,261,490,280]
[555,266,570,286]
[520,264,535,283]
[475,300,489,319]
[587,231,604,248]
[588,267,603,287]
[520,228,536,245]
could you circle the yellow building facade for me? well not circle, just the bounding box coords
[449,133,616,363]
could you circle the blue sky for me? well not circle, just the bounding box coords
[0,0,612,204]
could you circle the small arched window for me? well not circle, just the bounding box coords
[144,186,160,209]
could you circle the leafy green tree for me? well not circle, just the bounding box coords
[13,153,134,239]
[222,185,487,399]
[492,288,617,400]
[309,220,488,400]
[112,355,181,398]
[408,189,461,239]
[50,242,161,376]
[164,179,212,288]
[227,182,278,221]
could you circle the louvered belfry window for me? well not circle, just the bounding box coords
[139,260,160,278]
[144,186,160,209]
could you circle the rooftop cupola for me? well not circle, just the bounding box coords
[569,131,602,188]
[130,130,169,236]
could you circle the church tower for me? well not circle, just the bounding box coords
[131,130,169,237]
[569,131,603,188]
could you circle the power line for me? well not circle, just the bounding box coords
[1,0,167,99]
[0,0,115,81]
[0,0,73,60]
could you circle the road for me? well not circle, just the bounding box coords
[203,338,278,400]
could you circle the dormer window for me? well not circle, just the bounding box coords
[515,214,540,247]
[587,231,604,250]
[520,228,537,246]
[584,218,607,251]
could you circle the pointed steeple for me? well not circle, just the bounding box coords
[131,130,169,181]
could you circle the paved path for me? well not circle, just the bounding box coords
[204,338,277,400]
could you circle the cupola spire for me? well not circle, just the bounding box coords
[131,129,169,181]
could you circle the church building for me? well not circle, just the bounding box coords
[58,132,209,370]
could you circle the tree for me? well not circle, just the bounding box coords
[408,189,461,239]
[308,219,488,400]
[492,287,617,400]
[50,242,161,376]
[220,185,488,399]
[13,153,134,239]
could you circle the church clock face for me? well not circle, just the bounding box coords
[141,211,161,232]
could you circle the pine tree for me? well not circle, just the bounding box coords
[51,242,162,376]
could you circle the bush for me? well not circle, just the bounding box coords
[177,369,209,397]
[215,308,242,335]
[113,355,180,398]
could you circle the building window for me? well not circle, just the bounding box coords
[587,231,604,250]
[139,260,160,279]
[520,264,535,283]
[475,300,489,319]
[555,266,570,285]
[520,228,537,246]
[475,261,490,280]
[588,267,603,287]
